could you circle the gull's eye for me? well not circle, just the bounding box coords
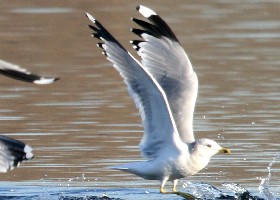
[207,144,212,148]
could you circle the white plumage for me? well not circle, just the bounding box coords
[86,5,230,196]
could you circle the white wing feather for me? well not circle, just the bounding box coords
[86,13,183,159]
[131,5,198,143]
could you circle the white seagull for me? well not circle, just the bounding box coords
[0,59,58,172]
[86,5,230,197]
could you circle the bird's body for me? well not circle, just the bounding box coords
[114,143,190,180]
[86,5,230,195]
[113,142,206,180]
[112,138,226,192]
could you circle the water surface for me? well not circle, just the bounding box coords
[0,0,279,199]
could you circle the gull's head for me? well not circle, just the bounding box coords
[192,138,230,158]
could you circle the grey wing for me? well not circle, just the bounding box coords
[86,13,183,159]
[0,60,59,84]
[0,135,33,172]
[130,5,198,143]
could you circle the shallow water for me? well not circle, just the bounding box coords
[0,0,280,199]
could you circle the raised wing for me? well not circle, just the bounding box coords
[86,13,183,159]
[0,135,33,172]
[0,60,59,84]
[131,5,198,143]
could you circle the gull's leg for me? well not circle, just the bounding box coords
[159,178,197,199]
[172,179,178,192]
[160,177,168,193]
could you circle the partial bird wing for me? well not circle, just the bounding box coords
[0,135,33,172]
[0,60,59,84]
[131,5,198,143]
[86,13,183,159]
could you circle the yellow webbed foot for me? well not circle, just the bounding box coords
[172,179,178,192]
[160,186,166,194]
[160,186,173,194]
[160,186,197,199]
[173,191,197,199]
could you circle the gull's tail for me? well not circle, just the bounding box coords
[109,161,159,180]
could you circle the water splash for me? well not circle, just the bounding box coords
[258,153,279,200]
[182,181,223,199]
[222,183,256,199]
[259,179,276,200]
[222,183,247,194]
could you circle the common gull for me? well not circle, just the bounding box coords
[86,5,230,197]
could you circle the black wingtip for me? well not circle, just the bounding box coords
[133,5,180,43]
[130,40,143,51]
[0,135,34,171]
[0,69,59,85]
[88,24,99,32]
[97,42,103,48]
[131,28,150,38]
[53,77,60,82]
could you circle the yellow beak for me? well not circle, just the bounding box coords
[219,148,231,154]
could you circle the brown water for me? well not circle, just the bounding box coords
[0,0,279,199]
